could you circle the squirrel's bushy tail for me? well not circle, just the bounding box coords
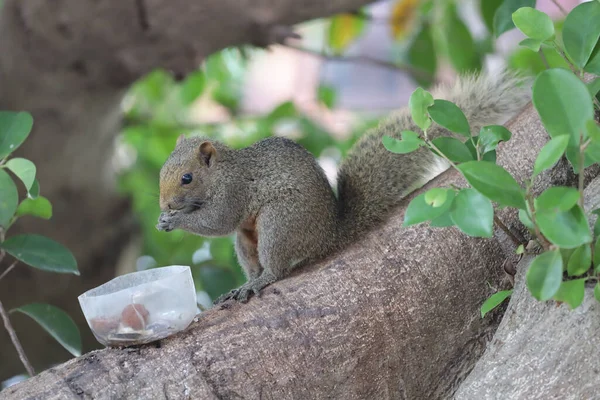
[336,70,531,243]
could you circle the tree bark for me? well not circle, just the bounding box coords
[454,178,600,400]
[0,0,375,380]
[5,99,595,399]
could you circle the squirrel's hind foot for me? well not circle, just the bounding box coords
[213,272,277,304]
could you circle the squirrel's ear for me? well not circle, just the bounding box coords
[199,141,216,167]
[176,134,186,145]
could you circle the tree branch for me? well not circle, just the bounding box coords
[6,97,599,399]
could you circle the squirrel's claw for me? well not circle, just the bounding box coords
[156,212,177,232]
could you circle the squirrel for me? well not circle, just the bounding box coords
[156,70,531,303]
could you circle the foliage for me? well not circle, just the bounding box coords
[0,112,81,376]
[382,1,600,316]
[118,48,381,303]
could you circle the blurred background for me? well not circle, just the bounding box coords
[0,0,581,388]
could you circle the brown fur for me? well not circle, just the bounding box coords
[157,70,531,303]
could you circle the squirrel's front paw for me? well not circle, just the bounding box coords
[156,211,179,232]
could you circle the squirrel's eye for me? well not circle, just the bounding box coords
[181,173,193,185]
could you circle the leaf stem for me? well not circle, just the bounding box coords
[0,299,35,377]
[493,215,524,247]
[525,185,552,250]
[0,260,17,281]
[579,131,585,208]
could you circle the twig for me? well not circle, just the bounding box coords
[283,44,434,81]
[493,215,524,247]
[0,299,35,376]
[549,0,568,15]
[0,260,17,281]
[538,49,550,70]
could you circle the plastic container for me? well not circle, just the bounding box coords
[78,265,197,347]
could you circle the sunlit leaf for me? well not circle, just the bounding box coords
[566,244,592,276]
[428,99,470,137]
[0,169,18,228]
[552,279,585,309]
[562,1,600,69]
[409,88,434,131]
[16,196,53,220]
[457,161,526,209]
[533,69,593,143]
[480,289,513,317]
[526,249,563,301]
[450,189,494,237]
[328,13,366,54]
[6,158,36,191]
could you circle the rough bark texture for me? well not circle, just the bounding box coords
[455,177,600,399]
[0,0,376,378]
[4,100,593,399]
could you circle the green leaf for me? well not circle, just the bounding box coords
[567,244,592,276]
[429,211,454,227]
[478,125,512,154]
[424,188,449,207]
[536,205,592,249]
[6,158,36,191]
[562,1,600,69]
[480,289,513,318]
[431,137,474,163]
[317,85,337,109]
[457,161,526,209]
[382,131,424,154]
[408,23,437,87]
[409,88,434,131]
[595,283,600,303]
[180,70,206,105]
[518,38,543,52]
[587,41,600,75]
[11,303,81,357]
[0,111,34,159]
[328,14,366,54]
[465,136,497,162]
[28,179,40,199]
[0,169,18,228]
[533,135,570,176]
[532,69,594,143]
[403,191,454,227]
[16,196,53,220]
[587,78,600,98]
[480,0,504,33]
[516,244,525,254]
[552,279,585,309]
[594,237,600,272]
[518,209,535,230]
[587,120,600,143]
[0,234,79,275]
[450,188,494,237]
[444,7,481,72]
[494,0,536,37]
[428,99,470,137]
[526,249,563,301]
[512,7,554,41]
[534,186,580,212]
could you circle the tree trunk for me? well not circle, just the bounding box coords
[0,0,375,380]
[454,177,600,400]
[5,100,595,399]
